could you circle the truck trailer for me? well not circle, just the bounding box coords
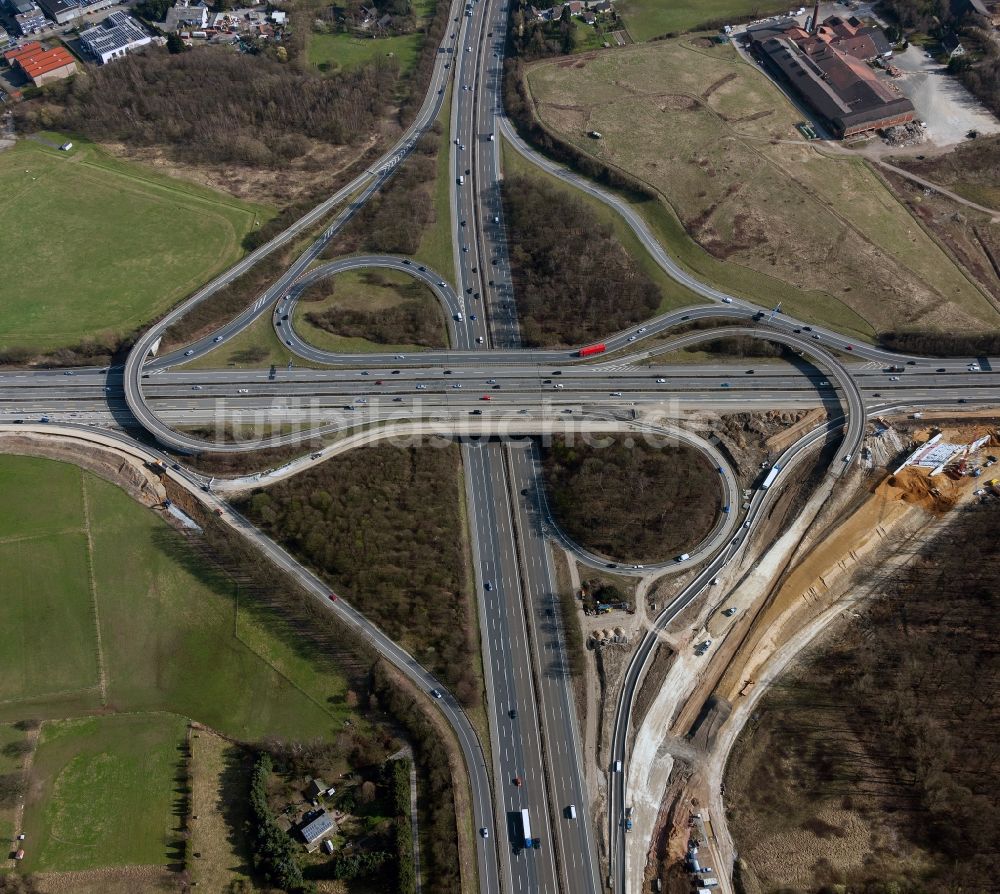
[761,464,782,489]
[520,809,532,849]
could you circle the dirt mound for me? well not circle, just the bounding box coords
[877,466,962,514]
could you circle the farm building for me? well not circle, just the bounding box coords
[747,11,914,138]
[3,41,76,85]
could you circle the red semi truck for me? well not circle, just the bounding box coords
[578,343,607,358]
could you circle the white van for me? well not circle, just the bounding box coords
[613,760,622,773]
[457,175,465,185]
[455,312,464,321]
[566,804,576,819]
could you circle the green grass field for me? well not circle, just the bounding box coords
[309,31,423,73]
[525,39,998,339]
[308,0,434,74]
[0,137,271,353]
[0,457,99,704]
[0,455,350,743]
[21,714,187,872]
[617,0,783,40]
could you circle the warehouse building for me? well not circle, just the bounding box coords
[747,9,914,138]
[35,0,78,24]
[12,1,47,34]
[3,40,77,84]
[79,10,150,63]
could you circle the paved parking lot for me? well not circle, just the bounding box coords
[892,45,1000,147]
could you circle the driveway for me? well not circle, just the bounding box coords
[891,44,1000,147]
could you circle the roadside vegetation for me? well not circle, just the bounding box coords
[502,172,660,346]
[320,103,453,275]
[297,268,447,351]
[237,441,484,708]
[539,435,721,562]
[520,38,999,340]
[0,138,267,361]
[726,498,1000,891]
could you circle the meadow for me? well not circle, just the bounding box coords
[0,137,270,353]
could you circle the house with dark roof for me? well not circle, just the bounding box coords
[941,32,965,57]
[298,810,334,848]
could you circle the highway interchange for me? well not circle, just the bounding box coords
[4,0,1000,889]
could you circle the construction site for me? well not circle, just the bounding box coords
[553,407,1000,894]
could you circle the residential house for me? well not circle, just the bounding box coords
[163,1,208,32]
[299,810,334,848]
[942,32,965,57]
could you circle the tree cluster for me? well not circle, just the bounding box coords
[957,43,1000,120]
[880,0,950,31]
[18,47,398,169]
[502,173,661,346]
[331,849,391,879]
[879,329,1000,356]
[323,128,440,257]
[730,498,1000,891]
[237,443,481,705]
[540,435,720,562]
[248,752,308,892]
[508,0,577,58]
[305,294,443,347]
[372,663,461,894]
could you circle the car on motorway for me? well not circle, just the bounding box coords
[720,382,730,387]
[431,689,442,699]
[476,336,485,344]
[481,395,491,400]
[628,335,637,342]
[470,313,477,321]
[192,385,203,391]
[513,776,523,786]
[328,593,338,602]
[484,580,493,591]
[889,375,900,381]
[184,349,195,356]
[638,326,647,333]
[819,380,830,387]
[451,383,462,389]
[416,384,427,390]
[237,388,249,394]
[63,370,74,376]
[213,335,223,342]
[480,828,489,839]
[486,378,497,384]
[812,333,821,340]
[746,369,755,375]
[611,391,622,396]
[656,377,666,383]
[509,708,517,718]
[721,297,733,304]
